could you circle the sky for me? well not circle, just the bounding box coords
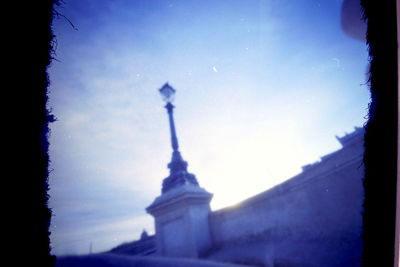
[48,0,369,256]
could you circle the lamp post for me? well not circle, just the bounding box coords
[158,83,199,193]
[159,83,180,160]
[147,83,213,257]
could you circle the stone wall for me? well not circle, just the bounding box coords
[207,129,364,266]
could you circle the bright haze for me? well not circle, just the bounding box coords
[48,0,369,256]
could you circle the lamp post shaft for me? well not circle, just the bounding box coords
[166,102,179,152]
[158,84,199,193]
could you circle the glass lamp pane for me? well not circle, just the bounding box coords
[159,83,176,103]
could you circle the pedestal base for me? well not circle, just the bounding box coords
[146,184,213,258]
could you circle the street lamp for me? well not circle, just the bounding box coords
[159,83,179,153]
[147,84,213,258]
[159,83,176,103]
[158,82,199,193]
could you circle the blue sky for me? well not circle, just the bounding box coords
[48,0,369,256]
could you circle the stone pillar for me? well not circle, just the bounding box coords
[146,184,213,258]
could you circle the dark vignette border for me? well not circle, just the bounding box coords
[9,0,57,266]
[361,0,398,266]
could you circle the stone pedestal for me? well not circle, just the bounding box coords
[146,184,213,258]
